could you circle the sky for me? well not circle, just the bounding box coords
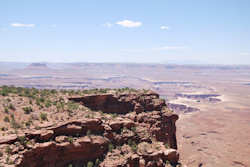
[0,0,250,64]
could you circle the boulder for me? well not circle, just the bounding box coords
[163,149,179,164]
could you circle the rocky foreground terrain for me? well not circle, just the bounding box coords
[0,86,180,167]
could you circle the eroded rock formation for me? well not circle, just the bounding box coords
[0,90,179,167]
[68,90,166,114]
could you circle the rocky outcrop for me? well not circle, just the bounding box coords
[167,103,200,114]
[18,136,109,167]
[100,143,179,167]
[68,91,167,114]
[0,90,179,167]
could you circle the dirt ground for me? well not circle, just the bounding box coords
[177,83,250,167]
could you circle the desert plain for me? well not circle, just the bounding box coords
[0,62,250,167]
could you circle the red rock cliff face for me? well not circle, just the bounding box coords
[0,90,179,167]
[68,91,166,114]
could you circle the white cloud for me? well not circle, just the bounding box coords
[240,52,250,56]
[116,20,142,28]
[160,26,170,30]
[103,22,113,28]
[154,46,188,51]
[10,23,35,28]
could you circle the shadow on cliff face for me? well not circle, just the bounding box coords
[69,92,166,114]
[69,94,134,114]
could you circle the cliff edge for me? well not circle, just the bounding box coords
[0,87,179,167]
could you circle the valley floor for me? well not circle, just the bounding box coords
[1,63,250,166]
[177,83,250,167]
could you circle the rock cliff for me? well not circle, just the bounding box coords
[0,89,179,167]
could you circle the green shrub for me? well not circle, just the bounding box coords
[24,89,32,97]
[87,161,94,167]
[67,101,79,111]
[4,116,10,122]
[40,112,48,121]
[95,158,100,166]
[25,120,32,127]
[29,99,33,105]
[50,89,57,94]
[67,137,73,144]
[165,143,169,149]
[131,126,136,133]
[5,146,12,154]
[0,91,8,96]
[11,119,21,129]
[4,107,9,114]
[108,143,114,152]
[52,101,57,106]
[23,106,33,114]
[9,103,15,110]
[35,98,41,106]
[111,113,118,118]
[9,115,21,130]
[18,136,27,145]
[86,130,91,137]
[128,139,137,152]
[0,86,9,96]
[45,100,52,108]
[40,97,45,103]
[6,156,10,164]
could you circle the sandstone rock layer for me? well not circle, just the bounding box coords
[0,90,179,167]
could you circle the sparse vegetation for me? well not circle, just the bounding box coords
[116,87,138,93]
[3,116,10,122]
[8,103,15,110]
[5,146,12,154]
[67,137,73,144]
[10,114,21,129]
[111,113,118,118]
[87,161,94,167]
[45,100,52,108]
[86,130,92,137]
[23,106,33,114]
[108,143,114,152]
[165,143,169,149]
[0,86,10,96]
[4,107,9,114]
[128,139,137,152]
[95,158,100,167]
[18,136,27,145]
[82,88,110,94]
[0,86,178,166]
[29,99,33,105]
[67,101,79,112]
[40,112,48,121]
[131,126,136,133]
[25,120,32,127]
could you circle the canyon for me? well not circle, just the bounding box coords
[1,62,250,166]
[0,88,179,167]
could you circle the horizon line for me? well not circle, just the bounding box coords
[0,61,250,66]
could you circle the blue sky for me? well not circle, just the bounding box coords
[0,0,250,64]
